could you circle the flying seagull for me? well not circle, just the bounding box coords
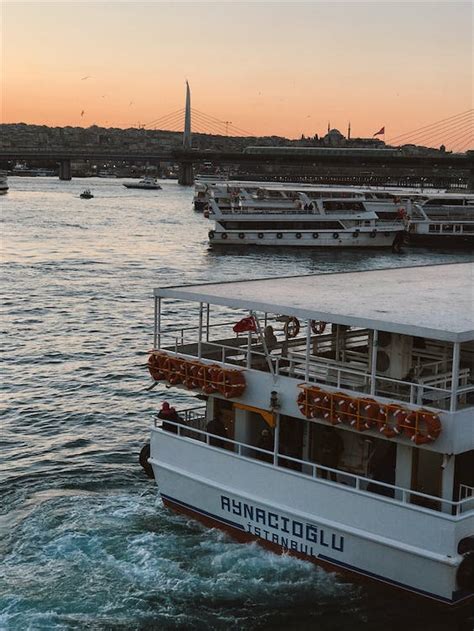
[81,75,92,80]
[80,110,85,117]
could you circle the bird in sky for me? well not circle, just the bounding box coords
[81,75,92,80]
[80,110,85,117]
[129,101,134,106]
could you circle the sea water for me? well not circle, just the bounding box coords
[1,177,472,630]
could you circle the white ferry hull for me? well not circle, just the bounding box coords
[150,430,471,607]
[209,230,403,248]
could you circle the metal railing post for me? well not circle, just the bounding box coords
[450,341,460,412]
[305,320,311,381]
[273,412,280,466]
[247,329,252,368]
[155,296,161,349]
[370,330,378,395]
[198,302,203,359]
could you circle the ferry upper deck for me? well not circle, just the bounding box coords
[152,263,473,452]
[155,263,473,342]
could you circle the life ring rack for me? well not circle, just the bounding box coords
[296,384,442,444]
[147,351,246,399]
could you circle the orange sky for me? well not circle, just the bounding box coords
[2,1,473,144]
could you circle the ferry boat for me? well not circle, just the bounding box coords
[408,194,474,247]
[145,263,474,606]
[193,179,431,215]
[79,189,94,199]
[123,176,162,190]
[206,186,408,248]
[0,170,8,194]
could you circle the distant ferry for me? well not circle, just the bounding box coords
[206,184,407,248]
[193,179,432,213]
[145,263,474,606]
[123,176,162,190]
[0,170,8,194]
[408,194,474,247]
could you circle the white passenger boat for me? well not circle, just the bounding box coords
[408,194,474,247]
[0,170,9,194]
[123,176,162,190]
[206,186,407,248]
[194,179,430,215]
[145,263,474,606]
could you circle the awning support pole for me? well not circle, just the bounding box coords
[450,341,460,412]
[370,329,378,395]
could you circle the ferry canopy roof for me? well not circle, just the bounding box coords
[155,263,474,342]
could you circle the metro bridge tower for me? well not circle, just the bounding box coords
[178,81,194,185]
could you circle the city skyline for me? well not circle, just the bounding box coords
[2,1,472,145]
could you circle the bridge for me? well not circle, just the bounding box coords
[2,146,472,189]
[2,85,472,188]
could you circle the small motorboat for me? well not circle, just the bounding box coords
[123,176,162,190]
[80,189,94,199]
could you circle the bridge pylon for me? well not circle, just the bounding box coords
[179,81,194,185]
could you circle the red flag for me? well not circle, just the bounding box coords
[373,126,385,136]
[233,316,256,333]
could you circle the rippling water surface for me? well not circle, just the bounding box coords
[1,177,473,630]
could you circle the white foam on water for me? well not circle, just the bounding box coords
[0,491,356,630]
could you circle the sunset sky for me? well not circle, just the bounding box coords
[2,1,472,142]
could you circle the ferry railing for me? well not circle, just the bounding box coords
[460,484,474,500]
[286,352,460,409]
[156,328,472,411]
[153,419,474,518]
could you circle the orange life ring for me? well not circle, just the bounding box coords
[354,398,379,431]
[376,407,398,438]
[284,317,300,338]
[198,364,220,394]
[148,352,166,381]
[314,391,334,423]
[215,368,246,399]
[311,320,327,335]
[333,394,353,425]
[168,357,184,385]
[182,361,200,389]
[297,389,316,418]
[158,354,173,381]
[404,409,442,445]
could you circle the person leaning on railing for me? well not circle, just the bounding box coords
[158,401,187,434]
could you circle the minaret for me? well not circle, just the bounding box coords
[327,121,330,133]
[183,81,191,149]
[348,122,351,139]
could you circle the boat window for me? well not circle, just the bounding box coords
[323,201,366,212]
[424,198,464,206]
[220,221,345,230]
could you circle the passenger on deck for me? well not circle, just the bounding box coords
[256,428,274,463]
[159,401,186,434]
[205,417,228,448]
[317,426,344,481]
[264,325,278,351]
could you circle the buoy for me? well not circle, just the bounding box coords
[139,443,154,478]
